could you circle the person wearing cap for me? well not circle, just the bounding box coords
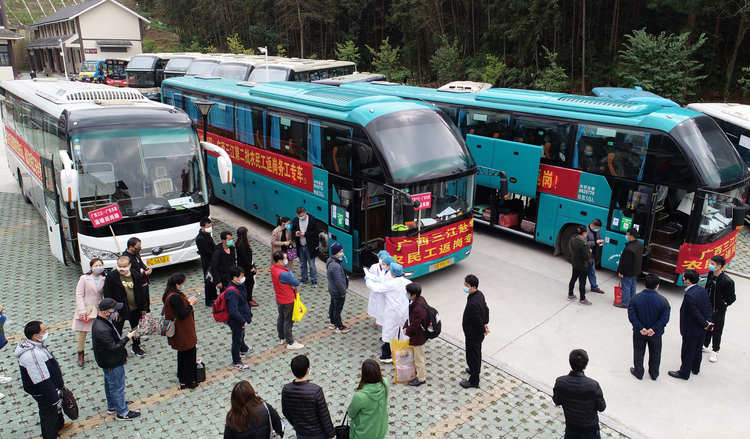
[366,251,393,326]
[327,242,350,333]
[91,298,141,421]
[366,262,410,363]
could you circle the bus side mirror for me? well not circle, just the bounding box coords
[733,201,747,229]
[498,171,509,199]
[201,141,233,184]
[58,150,78,202]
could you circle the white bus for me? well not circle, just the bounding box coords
[0,80,232,272]
[687,103,750,169]
[246,59,356,83]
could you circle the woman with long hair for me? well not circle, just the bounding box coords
[271,215,294,271]
[162,272,199,389]
[224,380,284,438]
[71,257,105,367]
[236,226,258,307]
[347,359,389,439]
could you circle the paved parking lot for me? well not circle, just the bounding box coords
[0,192,629,439]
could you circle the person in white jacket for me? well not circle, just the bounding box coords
[366,251,394,326]
[366,262,410,363]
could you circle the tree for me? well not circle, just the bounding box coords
[226,33,245,54]
[618,28,707,104]
[366,37,408,82]
[276,44,288,57]
[739,66,750,96]
[335,40,361,64]
[467,54,507,85]
[533,48,569,92]
[429,35,464,83]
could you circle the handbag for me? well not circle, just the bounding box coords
[335,412,350,439]
[286,246,297,261]
[195,358,206,383]
[263,402,283,439]
[292,292,307,323]
[160,293,177,337]
[61,386,79,420]
[137,313,160,337]
[390,328,415,383]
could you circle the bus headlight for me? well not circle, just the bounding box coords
[80,244,120,260]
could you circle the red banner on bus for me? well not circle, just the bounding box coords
[537,164,581,199]
[88,204,123,228]
[386,218,473,267]
[5,127,42,181]
[199,129,314,192]
[676,230,738,274]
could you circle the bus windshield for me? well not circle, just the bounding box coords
[73,126,207,218]
[186,60,218,76]
[165,57,193,72]
[105,62,126,79]
[247,66,290,82]
[392,175,475,230]
[128,71,155,88]
[127,56,157,70]
[366,109,474,183]
[671,116,748,188]
[80,61,99,73]
[214,63,251,80]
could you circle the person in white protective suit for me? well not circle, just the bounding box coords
[365,262,410,363]
[366,251,394,326]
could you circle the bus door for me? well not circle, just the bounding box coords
[600,180,656,271]
[328,174,356,271]
[465,134,542,197]
[41,156,67,265]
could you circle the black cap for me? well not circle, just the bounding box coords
[98,298,123,311]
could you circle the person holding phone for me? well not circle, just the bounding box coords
[162,273,200,389]
[71,258,105,367]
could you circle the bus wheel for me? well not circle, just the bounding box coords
[17,170,30,204]
[206,173,216,204]
[558,224,580,262]
[317,229,329,262]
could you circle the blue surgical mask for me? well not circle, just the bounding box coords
[708,264,715,272]
[284,224,291,231]
[585,151,593,157]
[92,266,104,275]
[226,239,234,247]
[178,284,185,291]
[109,311,118,322]
[239,276,246,284]
[41,332,49,342]
[463,286,470,294]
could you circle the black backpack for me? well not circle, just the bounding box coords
[418,302,442,339]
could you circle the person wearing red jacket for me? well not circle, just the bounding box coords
[271,251,304,350]
[404,283,428,387]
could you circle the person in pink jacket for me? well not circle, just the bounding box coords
[71,258,105,367]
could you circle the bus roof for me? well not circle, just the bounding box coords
[340,82,700,133]
[687,103,750,130]
[591,86,679,108]
[313,72,386,85]
[1,79,173,118]
[162,76,431,126]
[253,59,356,73]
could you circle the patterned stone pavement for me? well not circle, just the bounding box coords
[727,227,750,278]
[0,192,629,439]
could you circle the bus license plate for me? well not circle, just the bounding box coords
[147,255,170,266]
[429,258,454,272]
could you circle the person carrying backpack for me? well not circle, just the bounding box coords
[213,267,252,370]
[404,282,429,386]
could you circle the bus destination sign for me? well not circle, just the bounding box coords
[411,192,432,210]
[88,204,123,228]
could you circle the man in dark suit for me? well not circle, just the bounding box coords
[627,274,670,380]
[668,269,713,380]
[291,206,319,286]
[460,274,490,389]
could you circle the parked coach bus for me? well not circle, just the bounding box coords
[246,59,356,83]
[126,53,175,100]
[0,80,232,272]
[103,58,129,87]
[162,77,501,277]
[340,82,749,283]
[687,103,750,169]
[164,54,202,79]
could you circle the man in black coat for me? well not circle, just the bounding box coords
[616,227,644,308]
[102,255,148,357]
[461,274,490,389]
[195,217,217,306]
[291,206,319,286]
[211,231,238,293]
[281,355,335,439]
[627,274,671,380]
[669,269,713,380]
[703,255,736,363]
[585,219,605,295]
[553,349,606,439]
[122,237,151,305]
[91,298,140,420]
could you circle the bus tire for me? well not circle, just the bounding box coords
[206,172,217,204]
[317,228,329,262]
[17,170,30,204]
[558,224,580,263]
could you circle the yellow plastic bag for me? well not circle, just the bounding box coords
[292,292,307,323]
[390,337,415,383]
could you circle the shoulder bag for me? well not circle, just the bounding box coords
[264,402,283,439]
[335,412,350,439]
[160,293,176,337]
[61,386,79,420]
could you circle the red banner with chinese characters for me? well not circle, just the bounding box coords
[676,230,738,274]
[386,218,473,267]
[87,204,123,228]
[5,126,42,181]
[536,164,581,199]
[199,129,314,192]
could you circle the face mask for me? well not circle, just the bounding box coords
[284,224,292,231]
[299,215,307,221]
[239,276,246,284]
[585,151,593,157]
[592,229,599,233]
[283,259,289,266]
[204,226,213,234]
[178,284,185,291]
[463,286,470,294]
[226,239,234,247]
[335,252,344,260]
[708,264,715,272]
[41,332,49,342]
[109,311,117,322]
[92,266,104,274]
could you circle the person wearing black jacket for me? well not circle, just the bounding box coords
[102,255,148,357]
[553,349,606,439]
[703,255,736,363]
[226,267,253,371]
[236,226,258,307]
[291,207,319,286]
[14,321,68,438]
[122,237,151,306]
[569,226,592,305]
[224,380,284,439]
[669,270,713,380]
[627,275,671,380]
[211,231,239,293]
[91,298,140,421]
[461,274,490,389]
[196,218,217,306]
[585,220,605,295]
[616,228,644,308]
[281,355,335,439]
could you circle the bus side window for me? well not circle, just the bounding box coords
[353,128,383,181]
[208,99,235,139]
[321,122,352,176]
[576,124,646,179]
[182,94,201,123]
[464,109,511,140]
[308,121,322,167]
[270,114,307,161]
[514,117,573,165]
[237,104,265,147]
[436,104,459,126]
[642,135,696,187]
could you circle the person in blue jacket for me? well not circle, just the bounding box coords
[627,274,671,380]
[226,267,253,371]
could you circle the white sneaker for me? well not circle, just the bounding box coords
[277,339,286,345]
[709,351,719,363]
[328,324,336,330]
[233,363,249,371]
[0,376,12,384]
[0,392,4,399]
[286,342,304,350]
[702,346,711,353]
